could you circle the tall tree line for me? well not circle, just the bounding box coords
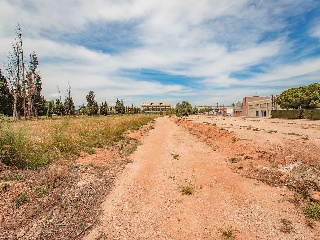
[1,24,142,118]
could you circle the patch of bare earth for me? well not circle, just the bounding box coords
[84,116,319,239]
[0,121,154,240]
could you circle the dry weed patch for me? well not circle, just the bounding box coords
[0,115,156,239]
[0,115,155,168]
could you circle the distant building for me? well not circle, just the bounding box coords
[197,105,232,116]
[141,102,171,113]
[233,96,280,117]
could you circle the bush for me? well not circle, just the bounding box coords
[0,125,54,168]
[271,110,304,119]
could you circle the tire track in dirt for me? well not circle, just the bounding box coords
[84,117,318,239]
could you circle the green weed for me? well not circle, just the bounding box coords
[180,184,194,195]
[14,192,28,208]
[2,173,26,181]
[220,227,236,239]
[229,157,238,163]
[126,144,138,154]
[304,202,320,220]
[34,186,51,198]
[179,171,196,195]
[87,148,96,155]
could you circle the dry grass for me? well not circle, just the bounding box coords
[0,114,156,239]
[0,115,155,168]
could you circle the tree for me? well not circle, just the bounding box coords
[100,101,108,115]
[53,98,65,116]
[115,98,125,114]
[86,90,98,116]
[76,104,87,115]
[46,100,54,118]
[133,107,140,114]
[6,23,25,120]
[176,101,193,117]
[193,106,198,114]
[0,69,13,115]
[305,83,320,108]
[27,51,45,117]
[64,84,75,115]
[6,24,45,119]
[34,95,46,116]
[277,83,320,109]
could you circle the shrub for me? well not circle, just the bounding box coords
[0,126,27,168]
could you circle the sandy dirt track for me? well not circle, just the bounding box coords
[84,116,319,240]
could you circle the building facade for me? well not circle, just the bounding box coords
[141,102,171,113]
[233,96,280,117]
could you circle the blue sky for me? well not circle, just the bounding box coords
[0,0,320,107]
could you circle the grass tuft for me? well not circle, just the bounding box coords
[14,192,28,208]
[220,227,236,239]
[180,184,194,195]
[229,157,238,163]
[304,202,320,220]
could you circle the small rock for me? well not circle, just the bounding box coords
[310,191,320,202]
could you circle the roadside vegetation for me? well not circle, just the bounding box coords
[272,83,320,120]
[0,114,156,239]
[0,114,155,169]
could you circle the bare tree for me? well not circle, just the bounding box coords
[6,24,44,119]
[6,23,25,120]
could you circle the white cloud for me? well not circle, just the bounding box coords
[0,0,319,106]
[311,22,320,39]
[241,57,320,86]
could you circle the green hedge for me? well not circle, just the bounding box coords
[271,110,304,119]
[271,109,320,120]
[303,109,320,120]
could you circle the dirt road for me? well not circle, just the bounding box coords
[84,117,319,239]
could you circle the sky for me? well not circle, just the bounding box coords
[0,0,320,107]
